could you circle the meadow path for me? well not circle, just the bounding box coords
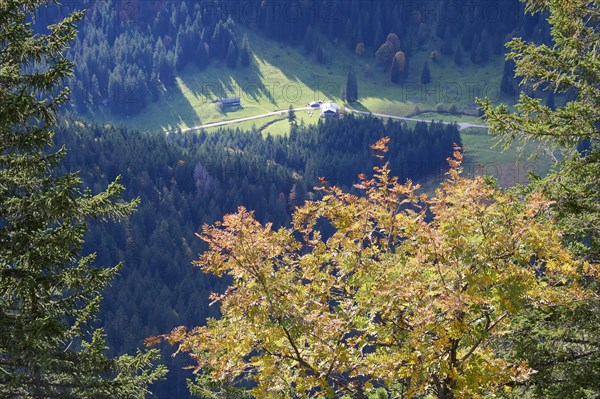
[177,106,489,133]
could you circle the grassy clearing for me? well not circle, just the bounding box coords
[460,129,557,187]
[201,115,279,134]
[414,112,485,124]
[201,107,321,135]
[414,129,557,191]
[84,27,507,133]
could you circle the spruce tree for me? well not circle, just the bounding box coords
[288,105,296,124]
[240,33,251,67]
[0,2,166,397]
[316,45,327,64]
[195,41,209,69]
[454,45,463,65]
[345,67,358,103]
[500,59,516,94]
[479,40,490,64]
[372,23,384,49]
[479,29,491,63]
[421,61,431,84]
[390,56,400,84]
[226,40,237,68]
[303,25,316,54]
[344,19,355,51]
[154,38,176,87]
[174,30,186,71]
[440,27,454,55]
[470,36,481,63]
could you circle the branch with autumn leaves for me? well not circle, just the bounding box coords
[148,138,598,399]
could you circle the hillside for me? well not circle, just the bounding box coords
[80,26,506,133]
[55,116,462,398]
[61,0,547,133]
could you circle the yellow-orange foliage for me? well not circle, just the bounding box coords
[395,50,406,74]
[153,139,596,399]
[355,42,365,57]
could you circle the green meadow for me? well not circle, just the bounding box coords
[460,128,557,187]
[84,28,507,133]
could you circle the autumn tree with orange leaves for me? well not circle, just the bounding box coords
[152,139,596,399]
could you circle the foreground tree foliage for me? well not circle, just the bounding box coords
[479,0,600,261]
[479,1,600,397]
[0,1,165,397]
[155,140,595,399]
[50,116,458,397]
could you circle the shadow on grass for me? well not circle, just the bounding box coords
[346,101,370,112]
[156,82,202,131]
[89,25,508,132]
[185,56,276,106]
[82,80,202,133]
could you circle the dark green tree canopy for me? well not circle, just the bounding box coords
[288,104,296,123]
[421,61,431,84]
[345,67,358,103]
[479,1,600,397]
[240,33,251,67]
[0,1,166,397]
[226,39,237,68]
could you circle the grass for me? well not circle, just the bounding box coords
[202,108,321,135]
[83,27,507,133]
[460,128,557,187]
[413,112,485,124]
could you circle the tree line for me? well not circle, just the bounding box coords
[65,0,245,116]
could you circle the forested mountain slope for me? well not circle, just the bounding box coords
[31,0,550,123]
[55,116,460,397]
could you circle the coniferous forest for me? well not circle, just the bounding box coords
[2,1,600,399]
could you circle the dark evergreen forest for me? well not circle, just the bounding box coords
[28,0,551,117]
[54,115,460,397]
